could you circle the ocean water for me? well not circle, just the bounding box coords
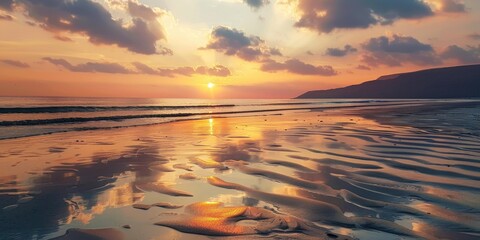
[0,97,427,140]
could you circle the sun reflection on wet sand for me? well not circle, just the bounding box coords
[0,105,479,239]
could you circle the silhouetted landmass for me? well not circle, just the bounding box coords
[297,65,480,99]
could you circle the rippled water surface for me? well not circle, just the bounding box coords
[0,97,438,140]
[0,99,479,240]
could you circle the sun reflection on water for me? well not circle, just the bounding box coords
[209,118,214,135]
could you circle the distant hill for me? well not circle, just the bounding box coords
[296,65,480,99]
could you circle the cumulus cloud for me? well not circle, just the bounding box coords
[126,1,168,44]
[5,0,171,55]
[127,1,161,20]
[363,35,433,53]
[440,0,466,13]
[361,34,441,66]
[441,45,480,64]
[203,26,336,75]
[202,26,281,61]
[293,0,434,33]
[261,59,337,76]
[244,0,270,9]
[0,59,30,68]
[325,45,357,57]
[43,57,231,77]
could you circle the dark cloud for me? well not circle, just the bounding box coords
[202,26,280,61]
[356,65,371,70]
[244,0,270,9]
[7,0,170,55]
[440,0,466,13]
[43,57,230,77]
[361,35,441,66]
[0,0,14,11]
[0,59,30,68]
[0,13,13,21]
[306,51,314,55]
[269,47,283,56]
[133,62,231,77]
[203,26,335,76]
[364,35,433,53]
[43,57,133,74]
[441,45,480,64]
[261,59,337,76]
[293,0,434,33]
[468,33,480,40]
[325,45,357,57]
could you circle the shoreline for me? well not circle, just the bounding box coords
[2,99,479,141]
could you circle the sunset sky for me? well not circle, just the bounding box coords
[1,0,479,98]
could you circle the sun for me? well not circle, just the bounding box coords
[207,82,215,89]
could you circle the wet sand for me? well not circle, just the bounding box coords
[0,101,479,240]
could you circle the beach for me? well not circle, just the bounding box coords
[0,100,479,240]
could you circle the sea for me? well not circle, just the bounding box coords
[0,97,439,140]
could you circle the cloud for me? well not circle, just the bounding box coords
[203,26,336,76]
[363,35,433,53]
[127,1,161,20]
[361,34,441,66]
[126,1,168,44]
[7,0,170,55]
[0,13,13,21]
[0,59,30,68]
[325,45,357,57]
[43,57,133,74]
[195,65,231,77]
[0,0,14,11]
[133,62,231,77]
[202,26,280,61]
[356,65,371,70]
[43,57,231,77]
[440,0,466,13]
[468,33,480,40]
[244,0,270,9]
[293,0,434,33]
[441,45,480,64]
[261,59,337,76]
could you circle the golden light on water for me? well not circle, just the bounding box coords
[209,118,214,135]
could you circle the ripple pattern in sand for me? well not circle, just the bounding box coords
[1,108,480,240]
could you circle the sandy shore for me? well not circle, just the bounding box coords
[0,101,479,240]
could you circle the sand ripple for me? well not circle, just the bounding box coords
[1,103,479,240]
[155,201,352,239]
